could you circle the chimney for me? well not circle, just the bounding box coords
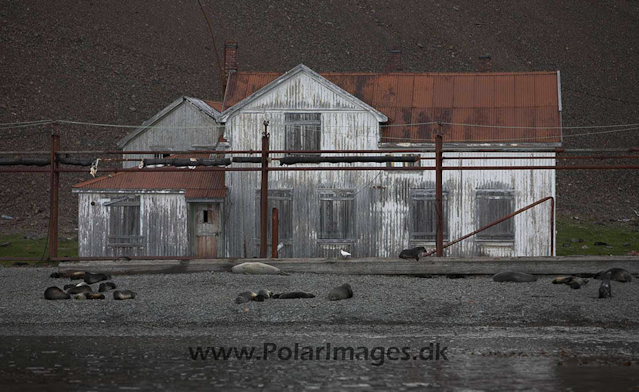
[222,42,238,96]
[478,54,492,72]
[384,48,403,73]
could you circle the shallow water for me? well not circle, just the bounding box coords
[1,329,637,391]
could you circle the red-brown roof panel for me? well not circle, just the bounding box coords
[224,71,560,144]
[494,75,515,108]
[452,75,475,108]
[412,76,434,108]
[474,75,496,108]
[432,75,455,108]
[514,75,536,108]
[535,73,559,107]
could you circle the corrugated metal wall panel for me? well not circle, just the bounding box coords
[452,75,475,108]
[412,76,434,108]
[474,75,496,108]
[514,75,536,108]
[432,75,455,107]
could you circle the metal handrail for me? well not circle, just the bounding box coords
[424,196,555,257]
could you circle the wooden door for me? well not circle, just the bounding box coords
[194,203,221,258]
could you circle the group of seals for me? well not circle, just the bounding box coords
[46,270,136,301]
[234,283,354,304]
[550,268,632,298]
[593,268,633,283]
[399,247,427,262]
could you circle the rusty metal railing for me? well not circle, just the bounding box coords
[423,196,555,257]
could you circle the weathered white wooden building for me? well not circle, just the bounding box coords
[218,64,561,258]
[73,50,562,258]
[117,96,223,168]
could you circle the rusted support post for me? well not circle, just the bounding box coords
[550,197,555,256]
[259,121,270,258]
[48,123,60,259]
[435,128,444,257]
[271,207,279,258]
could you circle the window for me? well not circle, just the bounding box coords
[386,154,421,170]
[318,190,355,241]
[284,113,321,154]
[255,189,293,241]
[409,189,448,241]
[106,196,143,247]
[476,189,515,241]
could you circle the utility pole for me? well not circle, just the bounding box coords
[48,122,60,260]
[259,120,270,258]
[435,122,444,257]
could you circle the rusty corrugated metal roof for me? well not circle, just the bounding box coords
[73,170,225,199]
[224,71,561,143]
[203,100,224,112]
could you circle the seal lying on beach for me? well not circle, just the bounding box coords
[327,283,353,301]
[113,290,136,300]
[50,272,61,278]
[594,268,633,283]
[599,271,612,299]
[235,291,257,304]
[492,271,537,283]
[84,272,111,284]
[231,262,287,275]
[99,282,117,292]
[44,286,71,300]
[67,285,93,295]
[73,292,105,300]
[255,289,273,302]
[552,276,589,289]
[273,291,315,299]
[399,246,427,261]
[68,271,86,280]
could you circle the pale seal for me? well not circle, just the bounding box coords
[44,286,71,300]
[67,285,93,295]
[113,290,136,300]
[399,246,427,261]
[492,271,537,283]
[231,262,287,275]
[327,283,353,301]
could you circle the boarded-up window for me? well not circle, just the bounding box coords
[410,189,448,241]
[318,190,355,241]
[255,189,293,241]
[107,196,143,247]
[476,189,515,241]
[285,113,321,154]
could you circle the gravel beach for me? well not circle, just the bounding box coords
[1,267,638,391]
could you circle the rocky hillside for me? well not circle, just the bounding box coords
[1,0,638,235]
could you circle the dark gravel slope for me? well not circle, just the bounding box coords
[1,1,638,234]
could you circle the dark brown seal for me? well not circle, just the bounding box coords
[44,286,71,300]
[327,283,353,301]
[273,292,315,299]
[399,246,427,261]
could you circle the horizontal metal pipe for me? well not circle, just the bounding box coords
[1,147,629,155]
[2,165,639,174]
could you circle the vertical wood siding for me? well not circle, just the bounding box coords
[222,73,556,258]
[77,193,190,257]
[123,102,222,167]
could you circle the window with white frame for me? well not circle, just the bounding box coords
[409,189,448,241]
[318,189,355,241]
[255,189,293,242]
[284,113,321,154]
[476,188,515,241]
